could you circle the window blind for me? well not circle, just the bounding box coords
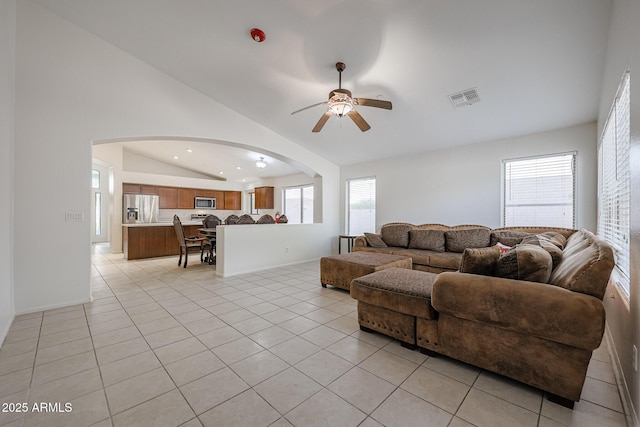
[347,177,376,235]
[598,71,630,297]
[503,153,576,228]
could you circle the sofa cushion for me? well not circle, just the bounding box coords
[389,248,430,266]
[381,224,412,248]
[408,229,445,252]
[490,231,531,247]
[459,245,501,276]
[364,233,388,248]
[495,244,553,283]
[549,230,615,299]
[521,235,563,269]
[445,228,491,253]
[538,232,568,249]
[428,252,464,270]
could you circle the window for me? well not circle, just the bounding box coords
[598,71,630,298]
[283,185,314,224]
[249,192,259,215]
[502,152,576,228]
[347,177,376,235]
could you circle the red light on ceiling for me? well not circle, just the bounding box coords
[250,28,266,43]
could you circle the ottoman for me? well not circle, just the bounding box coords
[320,252,412,291]
[350,268,438,348]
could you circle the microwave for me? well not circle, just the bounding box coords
[194,197,216,209]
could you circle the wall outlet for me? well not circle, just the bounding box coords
[633,345,638,372]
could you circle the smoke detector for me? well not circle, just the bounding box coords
[449,88,480,108]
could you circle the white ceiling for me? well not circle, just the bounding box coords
[33,0,613,171]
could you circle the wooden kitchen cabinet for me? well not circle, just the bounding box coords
[224,191,241,210]
[214,191,225,209]
[255,186,274,209]
[178,188,196,209]
[139,185,158,195]
[123,224,207,260]
[158,186,178,209]
[123,183,141,194]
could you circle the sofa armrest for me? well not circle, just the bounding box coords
[431,272,605,350]
[353,235,368,248]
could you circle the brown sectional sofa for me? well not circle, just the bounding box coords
[349,224,615,407]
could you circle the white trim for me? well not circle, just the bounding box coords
[15,297,92,316]
[605,324,639,427]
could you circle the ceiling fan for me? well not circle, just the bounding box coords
[291,62,392,132]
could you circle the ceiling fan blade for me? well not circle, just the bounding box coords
[355,98,393,110]
[312,111,332,132]
[347,110,371,132]
[291,102,327,115]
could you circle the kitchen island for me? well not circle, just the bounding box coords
[122,222,204,260]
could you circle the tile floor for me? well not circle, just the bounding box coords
[0,244,631,427]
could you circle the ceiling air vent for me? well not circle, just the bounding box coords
[448,88,480,108]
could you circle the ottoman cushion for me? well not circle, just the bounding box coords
[350,268,437,319]
[320,252,413,291]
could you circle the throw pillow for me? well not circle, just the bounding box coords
[490,231,531,247]
[445,228,491,253]
[459,245,501,276]
[408,229,446,252]
[538,232,568,249]
[521,235,563,269]
[495,244,553,283]
[364,233,388,248]
[381,224,412,248]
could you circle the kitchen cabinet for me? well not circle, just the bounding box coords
[255,186,274,209]
[178,188,196,209]
[214,191,225,209]
[123,183,158,194]
[158,187,178,209]
[123,224,204,260]
[224,191,241,210]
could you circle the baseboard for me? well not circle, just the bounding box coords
[216,257,320,277]
[15,297,92,316]
[605,325,639,427]
[0,314,15,349]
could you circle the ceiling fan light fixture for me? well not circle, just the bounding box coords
[255,157,267,169]
[328,93,354,117]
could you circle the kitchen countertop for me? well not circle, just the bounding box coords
[122,221,204,227]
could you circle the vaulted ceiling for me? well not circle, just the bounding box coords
[33,0,613,172]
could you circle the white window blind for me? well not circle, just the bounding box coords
[503,153,576,228]
[347,177,376,235]
[598,71,630,297]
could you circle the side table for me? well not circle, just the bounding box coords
[338,235,357,254]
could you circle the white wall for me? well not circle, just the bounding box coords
[0,0,16,343]
[14,1,339,314]
[341,122,597,233]
[217,224,326,277]
[598,0,640,423]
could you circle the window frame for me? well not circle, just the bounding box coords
[501,151,577,229]
[282,184,314,224]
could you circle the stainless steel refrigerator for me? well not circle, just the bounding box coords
[123,194,160,224]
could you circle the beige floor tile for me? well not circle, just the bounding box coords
[211,336,264,365]
[153,337,207,365]
[328,367,396,414]
[229,350,289,387]
[91,326,141,349]
[31,351,96,386]
[295,350,354,386]
[473,371,543,413]
[541,396,628,427]
[581,376,624,412]
[244,301,280,315]
[456,388,539,427]
[381,341,427,365]
[8,317,41,332]
[123,301,163,316]
[371,388,452,427]
[360,349,419,386]
[112,389,195,427]
[136,316,182,335]
[0,338,38,358]
[270,337,322,365]
[24,389,110,427]
[217,309,258,325]
[0,368,32,399]
[165,350,225,386]
[254,367,322,414]
[400,366,469,414]
[144,326,192,349]
[261,309,300,325]
[28,368,102,404]
[349,330,393,348]
[285,301,321,316]
[34,338,94,366]
[586,359,617,384]
[448,416,476,427]
[36,327,89,350]
[286,388,366,427]
[95,337,150,365]
[0,390,29,425]
[39,318,88,337]
[196,326,244,349]
[179,367,249,415]
[422,355,481,385]
[182,316,226,336]
[100,350,162,387]
[304,308,343,324]
[130,308,171,325]
[326,336,378,364]
[88,316,134,336]
[105,367,176,415]
[232,317,274,335]
[278,317,320,335]
[324,316,360,335]
[358,417,385,427]
[300,325,347,348]
[249,326,296,349]
[205,302,241,316]
[4,326,40,344]
[41,309,85,325]
[199,390,280,427]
